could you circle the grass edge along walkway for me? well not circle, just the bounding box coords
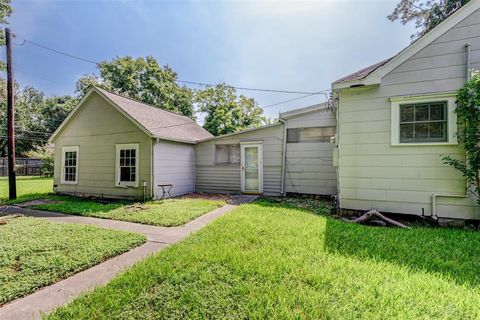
[0,195,255,320]
[44,198,480,319]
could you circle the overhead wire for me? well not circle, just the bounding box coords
[13,33,329,98]
[0,135,49,142]
[263,91,329,109]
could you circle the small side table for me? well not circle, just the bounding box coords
[157,184,173,200]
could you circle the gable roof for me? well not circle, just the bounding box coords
[334,58,392,83]
[50,87,213,144]
[333,0,480,89]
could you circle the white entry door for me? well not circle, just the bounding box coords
[241,143,263,194]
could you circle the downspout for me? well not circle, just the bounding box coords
[150,138,156,200]
[466,43,472,81]
[193,143,196,193]
[279,117,287,196]
[333,90,341,212]
[430,43,472,220]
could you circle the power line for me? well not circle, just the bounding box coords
[0,135,48,142]
[263,92,328,109]
[15,129,53,136]
[13,33,325,96]
[176,80,324,95]
[17,36,98,65]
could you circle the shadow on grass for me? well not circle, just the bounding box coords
[324,218,480,288]
[30,195,131,214]
[254,197,480,288]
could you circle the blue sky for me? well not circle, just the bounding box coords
[4,0,415,118]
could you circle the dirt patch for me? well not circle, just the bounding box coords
[0,214,23,225]
[16,199,63,207]
[180,193,232,202]
[124,204,149,213]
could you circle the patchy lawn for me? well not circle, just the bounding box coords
[46,198,480,319]
[29,196,226,227]
[0,216,145,305]
[0,176,53,204]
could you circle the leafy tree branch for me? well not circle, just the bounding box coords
[442,74,480,205]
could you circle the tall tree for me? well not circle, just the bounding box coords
[76,56,195,118]
[388,0,470,39]
[0,77,77,156]
[196,83,265,136]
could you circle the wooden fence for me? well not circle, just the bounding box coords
[0,158,43,176]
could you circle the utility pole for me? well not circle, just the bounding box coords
[6,28,16,200]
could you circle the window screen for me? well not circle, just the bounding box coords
[215,144,240,165]
[287,127,336,143]
[399,102,447,143]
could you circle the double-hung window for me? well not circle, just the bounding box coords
[390,93,457,146]
[61,146,79,184]
[116,144,139,187]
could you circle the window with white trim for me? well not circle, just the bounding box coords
[390,93,458,146]
[399,102,447,143]
[61,146,79,184]
[116,144,139,187]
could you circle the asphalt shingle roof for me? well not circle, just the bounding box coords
[334,57,392,83]
[97,87,213,143]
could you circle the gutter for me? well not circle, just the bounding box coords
[279,117,287,196]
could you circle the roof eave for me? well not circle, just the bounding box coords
[197,123,282,143]
[153,135,198,144]
[48,87,98,143]
[354,0,480,87]
[279,102,330,119]
[332,76,381,90]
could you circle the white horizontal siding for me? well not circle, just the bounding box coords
[195,125,284,195]
[153,140,194,198]
[285,108,337,195]
[337,7,480,219]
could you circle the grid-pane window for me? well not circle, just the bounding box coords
[215,144,240,165]
[61,146,79,184]
[116,144,139,187]
[119,148,136,182]
[287,127,336,143]
[64,151,77,182]
[400,102,447,143]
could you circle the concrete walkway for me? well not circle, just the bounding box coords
[0,195,256,320]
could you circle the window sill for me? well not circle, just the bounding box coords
[391,141,458,147]
[115,183,139,188]
[61,181,78,185]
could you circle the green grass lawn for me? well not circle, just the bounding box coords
[0,216,145,305]
[30,196,226,227]
[0,176,224,226]
[0,176,53,204]
[46,198,480,319]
